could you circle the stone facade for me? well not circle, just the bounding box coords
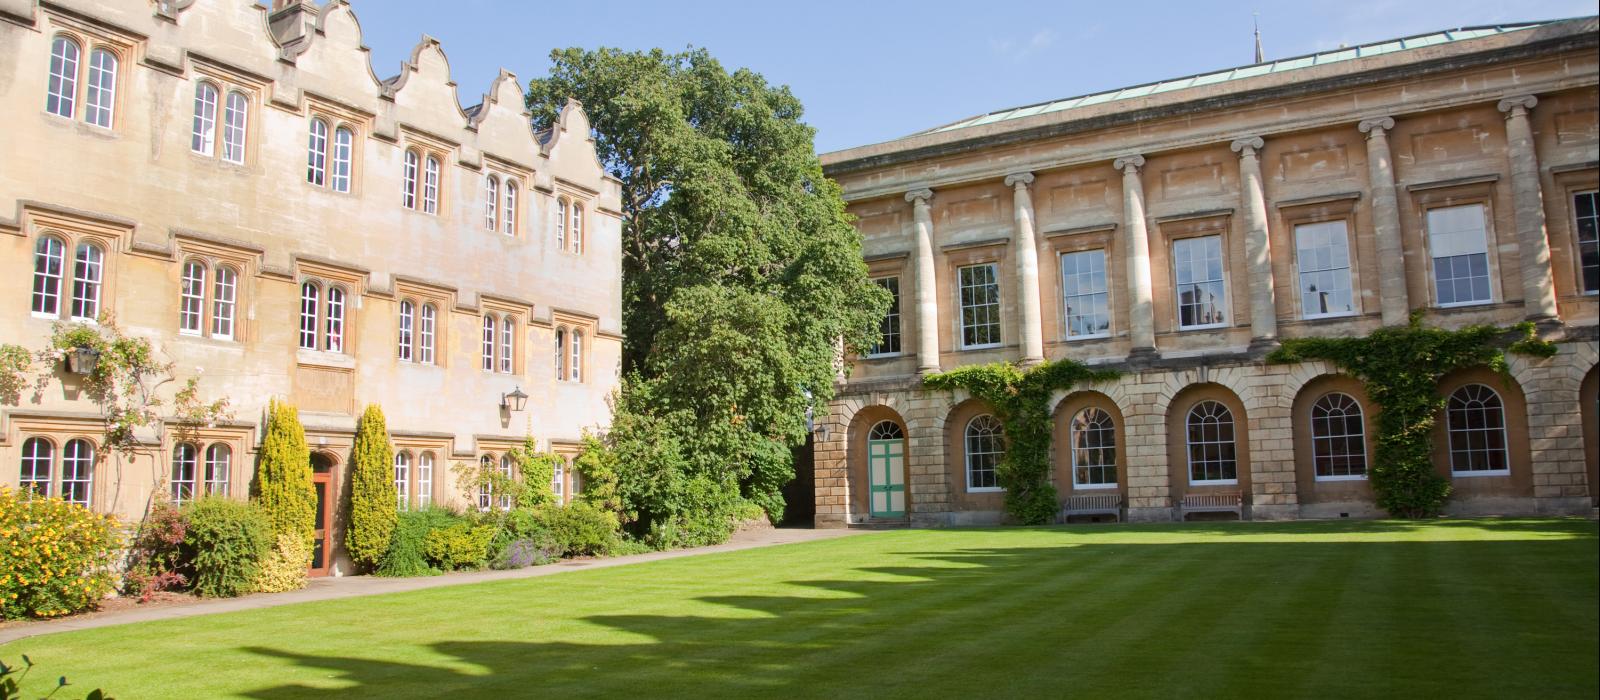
[0,1,622,574]
[816,18,1600,527]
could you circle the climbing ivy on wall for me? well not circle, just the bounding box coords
[923,360,1121,525]
[1268,313,1557,518]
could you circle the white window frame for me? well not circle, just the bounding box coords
[1069,407,1117,490]
[332,126,354,194]
[1426,203,1495,308]
[1447,384,1512,477]
[422,155,440,215]
[402,150,419,209]
[221,91,248,165]
[964,414,1005,493]
[1173,235,1228,331]
[554,327,566,381]
[503,180,519,236]
[500,315,515,374]
[1573,189,1598,295]
[307,118,328,187]
[171,443,198,506]
[324,286,346,353]
[298,282,320,350]
[1294,220,1357,320]
[1185,400,1239,486]
[556,198,568,249]
[84,48,117,129]
[32,235,65,318]
[394,451,411,510]
[61,439,94,508]
[191,81,218,156]
[569,331,582,382]
[482,315,496,372]
[484,175,499,231]
[179,261,207,334]
[20,437,55,499]
[416,452,434,508]
[1059,249,1111,340]
[1310,392,1368,482]
[46,36,79,119]
[571,204,584,254]
[70,242,103,322]
[418,303,436,365]
[397,300,415,362]
[211,266,237,340]
[203,443,231,497]
[497,454,515,511]
[956,262,1002,350]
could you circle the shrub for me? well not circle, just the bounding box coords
[181,498,271,598]
[423,522,495,571]
[121,501,188,602]
[253,533,310,593]
[255,400,315,550]
[346,405,397,572]
[0,487,121,620]
[491,538,560,570]
[542,501,621,557]
[377,507,464,578]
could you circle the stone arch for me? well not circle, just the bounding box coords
[1433,366,1533,504]
[1290,373,1378,515]
[1051,390,1128,503]
[1148,364,1257,423]
[943,397,1005,516]
[1580,364,1598,506]
[845,404,911,521]
[1165,382,1252,510]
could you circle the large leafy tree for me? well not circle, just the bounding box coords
[526,48,886,536]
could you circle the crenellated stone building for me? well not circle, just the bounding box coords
[816,18,1599,526]
[0,0,622,575]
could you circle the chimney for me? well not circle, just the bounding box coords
[269,0,317,48]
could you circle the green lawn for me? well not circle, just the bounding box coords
[4,519,1597,699]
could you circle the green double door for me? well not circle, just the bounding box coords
[868,438,906,518]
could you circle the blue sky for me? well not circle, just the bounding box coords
[316,0,1596,153]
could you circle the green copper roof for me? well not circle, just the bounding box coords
[923,22,1554,136]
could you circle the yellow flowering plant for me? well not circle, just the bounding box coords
[0,487,121,620]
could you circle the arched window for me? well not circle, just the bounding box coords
[204,443,231,496]
[552,459,565,501]
[331,126,354,193]
[70,243,102,321]
[47,36,80,118]
[570,331,582,382]
[171,443,198,505]
[422,155,440,215]
[20,437,54,499]
[178,261,206,333]
[1311,393,1367,480]
[869,421,905,441]
[397,300,415,362]
[394,451,411,510]
[307,118,328,186]
[571,204,584,254]
[298,282,320,350]
[1070,408,1117,488]
[212,266,237,340]
[554,328,566,380]
[481,315,496,371]
[62,439,93,507]
[191,82,218,155]
[497,454,516,511]
[418,304,436,365]
[84,48,117,128]
[500,316,515,374]
[324,286,345,352]
[222,91,248,164]
[556,198,568,249]
[1186,401,1237,484]
[401,150,419,209]
[477,454,494,511]
[32,235,65,316]
[503,180,518,236]
[965,415,1004,491]
[417,452,434,508]
[484,175,499,231]
[1447,384,1509,475]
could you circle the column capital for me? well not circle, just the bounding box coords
[1113,154,1145,172]
[1003,172,1035,188]
[904,188,934,205]
[1358,116,1396,136]
[1497,94,1538,117]
[1230,136,1265,156]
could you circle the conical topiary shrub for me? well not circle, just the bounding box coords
[345,404,397,571]
[252,399,314,590]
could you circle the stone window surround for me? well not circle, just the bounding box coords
[392,436,449,509]
[1157,213,1236,333]
[551,309,598,384]
[942,241,1009,352]
[1549,167,1600,298]
[1045,226,1117,343]
[392,278,453,369]
[294,258,367,361]
[1277,195,1365,322]
[10,417,104,509]
[26,208,128,323]
[174,234,258,344]
[398,129,455,216]
[1408,180,1504,310]
[40,24,131,131]
[863,254,910,359]
[303,98,371,196]
[189,60,266,168]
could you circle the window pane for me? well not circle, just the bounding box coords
[47,37,79,119]
[20,438,54,499]
[299,283,319,350]
[501,317,515,374]
[482,315,496,371]
[402,151,419,209]
[394,452,410,510]
[869,277,901,355]
[332,127,354,193]
[324,287,345,352]
[85,49,117,128]
[1447,384,1509,474]
[1061,250,1110,337]
[171,444,197,505]
[71,243,102,321]
[397,301,414,361]
[1575,191,1599,294]
[222,92,248,164]
[1311,393,1367,478]
[484,175,499,231]
[422,156,440,214]
[554,329,565,380]
[192,83,217,155]
[307,119,328,186]
[1295,221,1354,317]
[62,439,94,507]
[958,264,1002,347]
[1071,408,1117,487]
[417,453,434,508]
[419,304,436,365]
[570,332,582,382]
[212,267,237,339]
[964,415,1004,490]
[1428,205,1492,305]
[1186,401,1237,483]
[1174,236,1226,328]
[33,236,65,316]
[204,443,231,497]
[503,181,518,236]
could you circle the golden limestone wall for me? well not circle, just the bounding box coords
[816,18,1600,526]
[0,1,622,572]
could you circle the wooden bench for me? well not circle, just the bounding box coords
[1178,491,1244,520]
[1058,492,1123,523]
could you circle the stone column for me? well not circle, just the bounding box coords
[1231,137,1278,345]
[907,188,941,374]
[1006,172,1045,364]
[1498,95,1559,321]
[1114,155,1156,355]
[1358,117,1410,326]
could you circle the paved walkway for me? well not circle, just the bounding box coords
[0,527,864,645]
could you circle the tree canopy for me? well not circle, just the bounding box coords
[526,47,887,540]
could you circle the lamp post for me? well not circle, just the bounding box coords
[500,386,528,412]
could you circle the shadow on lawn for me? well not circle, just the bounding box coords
[237,528,1598,699]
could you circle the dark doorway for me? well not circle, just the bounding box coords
[781,434,816,527]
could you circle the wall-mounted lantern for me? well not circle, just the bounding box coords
[500,386,529,412]
[66,346,101,376]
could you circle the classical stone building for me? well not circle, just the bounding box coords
[816,18,1599,526]
[0,0,622,574]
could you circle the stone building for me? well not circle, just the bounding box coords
[0,0,622,575]
[815,18,1599,526]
